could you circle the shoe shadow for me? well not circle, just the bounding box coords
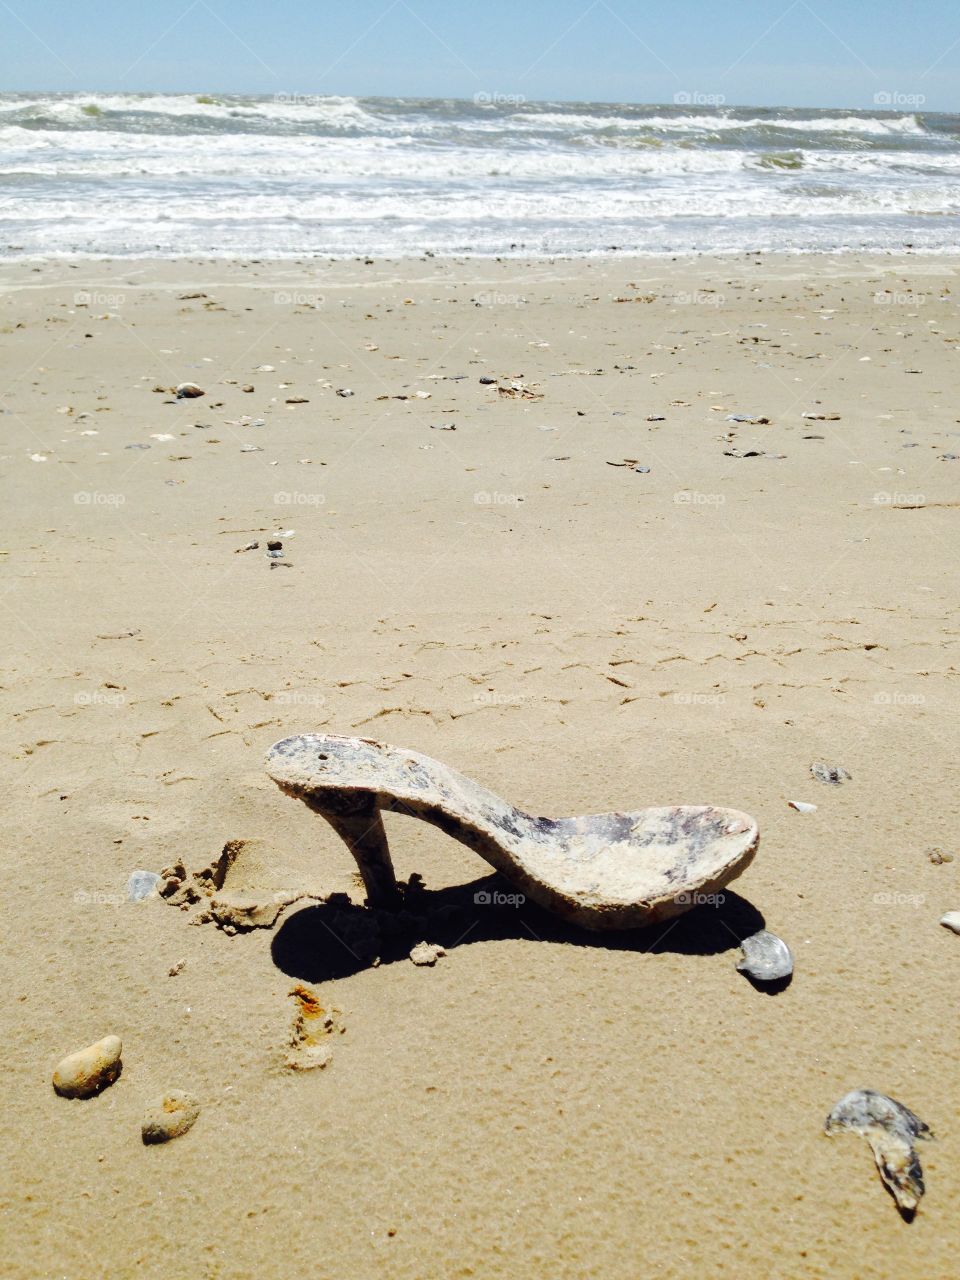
[270,873,766,984]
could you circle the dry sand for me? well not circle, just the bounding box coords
[2,253,959,1278]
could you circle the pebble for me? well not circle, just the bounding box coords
[127,869,161,901]
[810,761,851,785]
[939,911,960,934]
[926,846,954,865]
[410,941,446,967]
[736,930,793,982]
[787,800,818,813]
[53,1035,122,1098]
[175,382,204,399]
[141,1091,201,1144]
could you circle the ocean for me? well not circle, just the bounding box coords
[2,92,959,259]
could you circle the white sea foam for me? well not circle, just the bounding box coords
[1,93,957,257]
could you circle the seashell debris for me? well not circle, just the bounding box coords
[810,762,851,785]
[141,1091,200,1144]
[127,869,160,901]
[787,800,818,813]
[939,911,960,934]
[53,1035,122,1098]
[174,382,204,399]
[736,930,793,982]
[825,1088,933,1216]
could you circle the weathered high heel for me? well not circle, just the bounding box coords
[265,733,759,930]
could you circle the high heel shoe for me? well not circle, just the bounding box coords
[266,733,758,930]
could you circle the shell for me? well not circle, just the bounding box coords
[736,929,793,981]
[810,762,851,785]
[825,1088,933,1215]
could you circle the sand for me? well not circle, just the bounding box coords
[2,252,959,1279]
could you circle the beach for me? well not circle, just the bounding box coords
[2,251,959,1278]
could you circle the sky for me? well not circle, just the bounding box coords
[0,0,957,111]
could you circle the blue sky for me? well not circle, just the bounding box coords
[0,0,957,110]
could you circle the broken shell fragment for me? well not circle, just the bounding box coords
[939,911,960,935]
[53,1035,122,1098]
[810,762,851,785]
[825,1089,933,1216]
[787,800,818,813]
[174,382,204,399]
[736,930,793,982]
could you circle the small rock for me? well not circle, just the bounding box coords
[336,388,354,398]
[736,930,793,982]
[235,541,259,553]
[242,384,255,393]
[810,762,851,785]
[127,869,160,901]
[285,396,309,404]
[167,960,186,976]
[53,1035,122,1098]
[409,941,446,967]
[141,1091,200,1144]
[175,382,204,399]
[939,912,960,934]
[479,376,497,384]
[787,800,818,814]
